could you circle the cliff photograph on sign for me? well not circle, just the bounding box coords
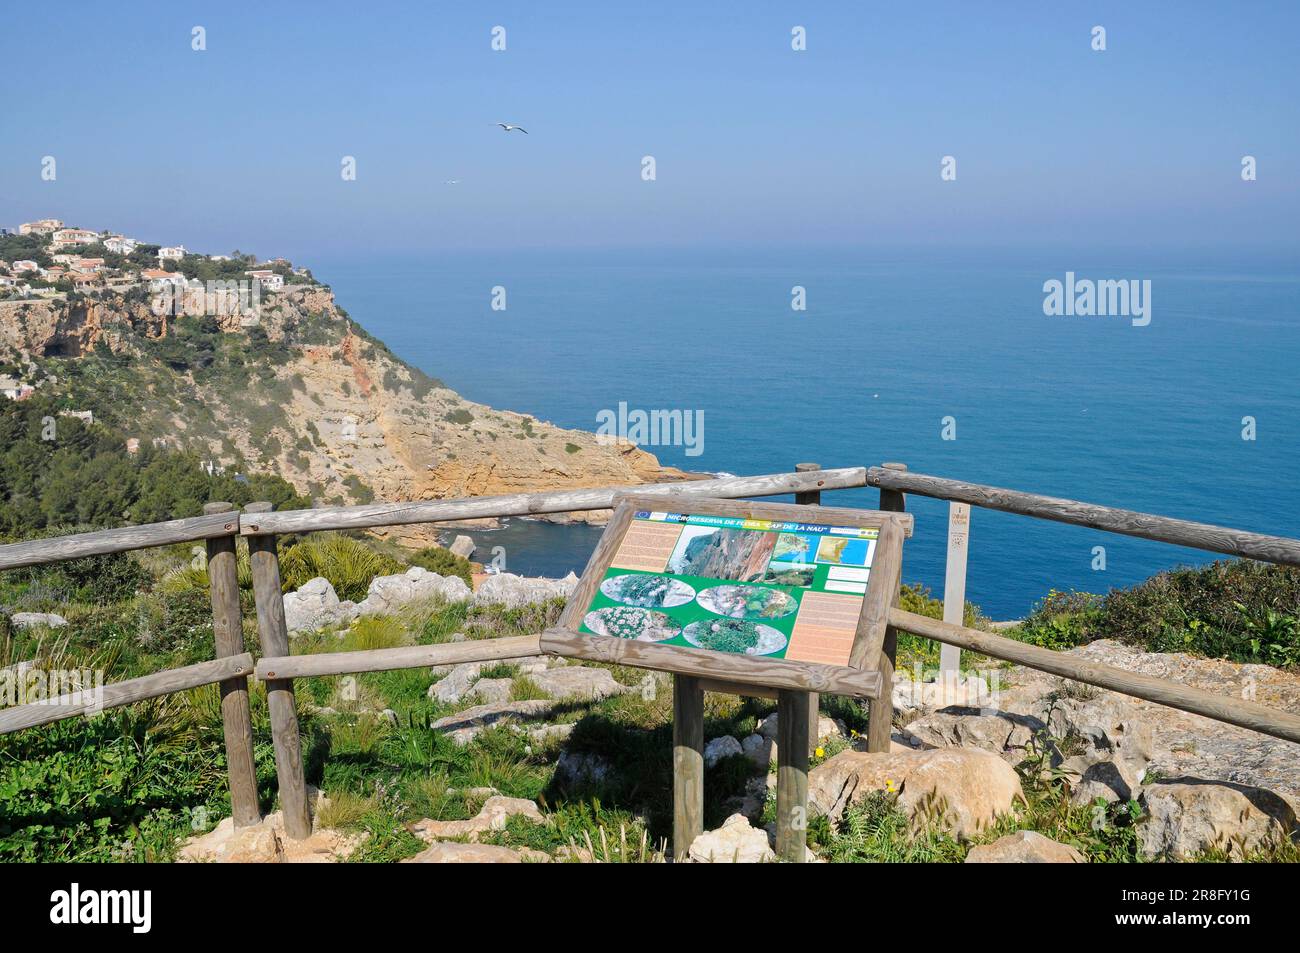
[1,1,1298,906]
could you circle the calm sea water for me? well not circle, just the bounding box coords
[310,248,1300,619]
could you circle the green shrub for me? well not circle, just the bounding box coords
[407,546,474,585]
[1009,561,1300,666]
[443,408,473,426]
[279,533,405,601]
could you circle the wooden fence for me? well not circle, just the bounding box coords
[2,462,1299,862]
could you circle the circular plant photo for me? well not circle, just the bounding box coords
[696,584,798,620]
[682,618,788,656]
[583,606,680,642]
[600,573,696,609]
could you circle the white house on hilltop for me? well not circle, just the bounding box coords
[50,227,99,249]
[245,269,284,291]
[158,246,186,261]
[104,236,138,255]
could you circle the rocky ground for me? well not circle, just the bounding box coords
[180,572,1300,863]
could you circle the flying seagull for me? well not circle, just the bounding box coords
[497,123,528,134]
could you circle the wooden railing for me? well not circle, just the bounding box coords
[2,462,1299,859]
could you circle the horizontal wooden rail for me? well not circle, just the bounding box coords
[889,608,1300,745]
[256,634,543,680]
[0,653,254,735]
[240,467,868,536]
[866,467,1300,567]
[0,511,240,572]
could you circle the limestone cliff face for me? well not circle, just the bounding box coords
[1,286,689,540]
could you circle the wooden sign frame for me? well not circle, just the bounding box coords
[540,495,912,699]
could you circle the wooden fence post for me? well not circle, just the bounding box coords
[794,462,822,757]
[245,502,312,840]
[940,502,971,675]
[672,674,704,862]
[867,462,907,753]
[775,689,810,862]
[204,503,260,829]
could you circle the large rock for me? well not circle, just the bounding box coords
[178,791,363,863]
[430,699,556,745]
[360,566,472,615]
[282,577,357,634]
[470,678,515,704]
[1138,780,1298,861]
[10,612,68,630]
[429,662,484,705]
[473,572,578,609]
[704,736,744,768]
[688,814,775,863]
[408,796,545,842]
[965,830,1086,863]
[528,666,627,701]
[808,748,1022,839]
[902,709,1039,763]
[899,640,1300,813]
[755,712,846,743]
[449,535,476,559]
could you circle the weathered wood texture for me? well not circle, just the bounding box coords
[940,502,971,674]
[775,689,810,863]
[890,608,1300,745]
[861,467,908,752]
[672,674,705,862]
[240,468,870,536]
[204,503,260,828]
[256,634,544,681]
[0,654,253,735]
[696,678,778,700]
[246,503,311,840]
[541,628,882,698]
[867,467,1300,567]
[794,463,821,757]
[0,511,239,571]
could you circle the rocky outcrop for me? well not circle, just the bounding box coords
[688,814,775,863]
[3,285,692,544]
[808,748,1023,839]
[1138,780,1297,861]
[965,830,1086,863]
[401,841,549,863]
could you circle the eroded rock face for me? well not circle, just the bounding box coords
[965,830,1086,864]
[473,572,578,609]
[704,736,744,768]
[282,578,355,634]
[361,567,472,615]
[1138,780,1298,861]
[688,814,774,864]
[897,640,1300,812]
[808,748,1022,839]
[527,666,627,702]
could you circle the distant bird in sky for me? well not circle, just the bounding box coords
[496,123,528,134]
[444,179,460,185]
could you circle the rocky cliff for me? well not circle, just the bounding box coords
[0,286,688,542]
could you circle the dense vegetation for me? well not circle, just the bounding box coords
[0,394,307,538]
[1012,561,1300,667]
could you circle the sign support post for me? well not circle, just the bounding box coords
[940,502,971,675]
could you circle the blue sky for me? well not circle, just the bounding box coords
[1,1,1296,259]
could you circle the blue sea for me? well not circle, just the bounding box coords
[310,248,1300,620]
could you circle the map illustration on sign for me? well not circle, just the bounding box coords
[577,510,879,666]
